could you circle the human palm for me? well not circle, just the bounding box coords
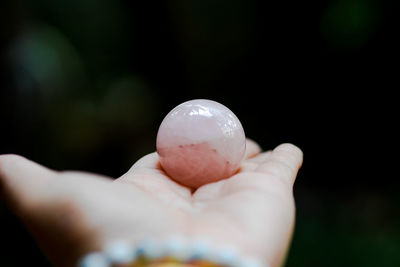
[0,140,302,267]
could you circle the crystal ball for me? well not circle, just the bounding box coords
[156,99,246,188]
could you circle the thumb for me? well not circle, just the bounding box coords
[0,154,56,214]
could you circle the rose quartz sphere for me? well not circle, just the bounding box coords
[156,99,246,188]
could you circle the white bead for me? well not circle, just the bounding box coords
[215,246,239,266]
[104,241,135,263]
[190,239,211,259]
[138,238,165,259]
[237,258,265,267]
[165,237,189,260]
[79,252,109,267]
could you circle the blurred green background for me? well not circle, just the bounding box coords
[0,0,397,266]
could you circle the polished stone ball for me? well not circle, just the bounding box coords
[156,99,246,189]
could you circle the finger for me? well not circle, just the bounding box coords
[244,138,262,159]
[240,151,272,172]
[117,152,191,198]
[0,154,56,212]
[255,143,303,185]
[246,150,272,164]
[125,152,160,174]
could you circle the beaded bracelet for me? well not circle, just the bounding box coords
[79,238,265,267]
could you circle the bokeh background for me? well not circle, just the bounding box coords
[0,0,398,266]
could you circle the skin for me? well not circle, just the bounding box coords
[0,139,303,267]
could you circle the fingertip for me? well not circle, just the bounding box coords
[0,154,26,177]
[253,143,303,185]
[244,138,262,159]
[126,152,160,173]
[0,154,55,200]
[0,154,26,162]
[273,143,303,167]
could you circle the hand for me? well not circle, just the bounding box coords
[0,139,303,267]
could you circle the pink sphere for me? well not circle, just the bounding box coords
[156,99,246,189]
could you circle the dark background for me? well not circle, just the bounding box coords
[0,0,398,266]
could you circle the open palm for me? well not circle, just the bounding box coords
[0,140,302,267]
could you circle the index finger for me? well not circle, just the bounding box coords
[124,152,160,174]
[255,143,303,185]
[244,138,262,159]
